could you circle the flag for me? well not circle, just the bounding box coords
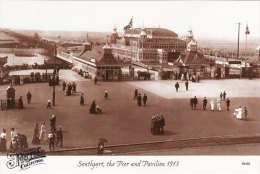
[245,24,250,35]
[124,17,133,30]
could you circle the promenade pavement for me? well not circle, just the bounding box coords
[0,70,259,155]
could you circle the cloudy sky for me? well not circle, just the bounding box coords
[0,0,259,41]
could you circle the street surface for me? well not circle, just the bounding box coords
[0,70,260,155]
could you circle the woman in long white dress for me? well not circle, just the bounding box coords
[217,98,221,111]
[234,106,243,119]
[210,99,215,111]
[39,121,47,141]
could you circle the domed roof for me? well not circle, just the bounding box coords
[125,27,178,38]
[146,28,178,37]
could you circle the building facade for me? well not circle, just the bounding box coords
[110,27,187,65]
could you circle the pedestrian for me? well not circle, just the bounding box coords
[193,96,198,109]
[210,99,215,111]
[190,97,194,110]
[56,126,63,147]
[226,98,230,111]
[203,97,207,111]
[234,106,243,119]
[72,82,76,93]
[89,100,97,114]
[18,96,24,109]
[155,115,160,134]
[220,92,223,101]
[134,88,138,100]
[143,94,147,106]
[62,81,66,91]
[94,77,97,85]
[160,115,165,134]
[175,82,180,92]
[48,131,55,152]
[10,128,17,150]
[50,115,56,132]
[104,90,109,100]
[151,116,156,135]
[47,100,52,109]
[223,91,226,101]
[39,121,47,142]
[137,93,142,106]
[67,83,72,95]
[32,123,40,145]
[185,80,189,91]
[197,75,200,83]
[0,129,7,152]
[97,141,104,155]
[26,91,32,104]
[80,93,84,105]
[217,98,221,111]
[242,107,248,120]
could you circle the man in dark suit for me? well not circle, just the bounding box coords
[190,97,194,110]
[185,81,189,91]
[175,82,180,92]
[56,126,63,147]
[203,97,207,111]
[143,94,147,106]
[50,115,56,132]
[26,91,32,104]
[226,98,231,111]
[193,96,198,109]
[134,88,138,100]
[137,93,142,106]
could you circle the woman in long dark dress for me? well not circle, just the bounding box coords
[89,100,96,114]
[0,129,7,152]
[80,93,84,105]
[32,123,40,145]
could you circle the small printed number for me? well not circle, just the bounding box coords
[242,162,250,165]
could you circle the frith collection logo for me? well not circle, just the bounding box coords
[6,147,46,170]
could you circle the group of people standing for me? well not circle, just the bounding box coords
[189,91,231,112]
[31,114,63,152]
[151,115,165,135]
[63,81,77,96]
[134,88,148,106]
[0,127,28,152]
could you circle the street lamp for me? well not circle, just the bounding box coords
[52,44,57,106]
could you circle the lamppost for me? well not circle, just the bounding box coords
[236,22,241,79]
[52,44,57,106]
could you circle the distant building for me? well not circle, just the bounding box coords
[57,43,125,81]
[110,27,187,65]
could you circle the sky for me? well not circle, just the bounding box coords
[0,0,260,41]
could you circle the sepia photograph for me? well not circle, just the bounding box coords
[0,0,260,173]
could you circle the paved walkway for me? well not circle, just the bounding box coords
[0,70,260,155]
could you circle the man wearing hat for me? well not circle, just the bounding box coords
[50,115,56,132]
[56,126,63,147]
